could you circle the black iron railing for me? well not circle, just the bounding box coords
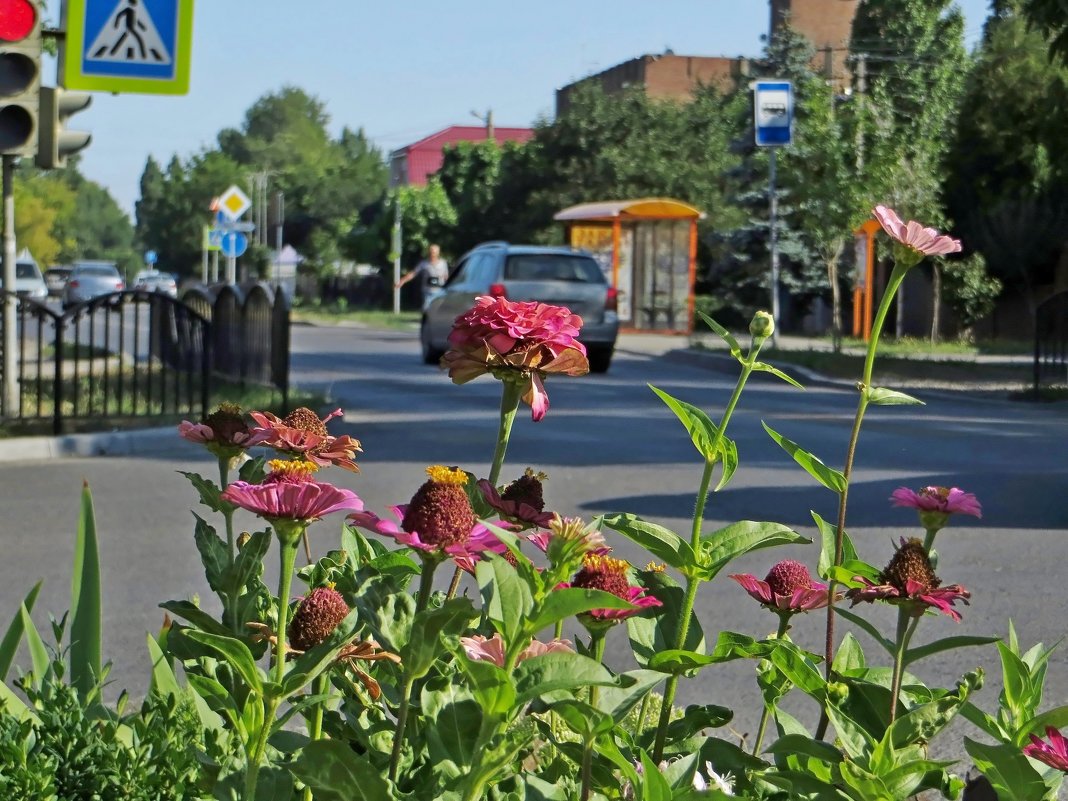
[1034,291,1067,394]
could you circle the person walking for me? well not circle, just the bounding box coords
[396,244,449,306]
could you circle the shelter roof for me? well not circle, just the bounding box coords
[554,198,704,222]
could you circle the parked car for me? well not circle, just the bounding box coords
[62,262,124,310]
[5,259,49,300]
[133,269,178,297]
[44,266,72,298]
[420,242,619,372]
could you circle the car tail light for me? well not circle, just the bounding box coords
[605,287,619,312]
[116,281,124,289]
[488,283,507,298]
[69,280,79,288]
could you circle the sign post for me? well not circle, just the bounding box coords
[753,80,794,345]
[214,185,253,284]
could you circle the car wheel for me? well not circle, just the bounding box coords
[587,346,613,374]
[420,319,445,365]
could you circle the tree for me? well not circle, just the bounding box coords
[12,173,74,267]
[1021,0,1068,63]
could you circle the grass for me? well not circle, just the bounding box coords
[812,335,1033,357]
[291,304,420,330]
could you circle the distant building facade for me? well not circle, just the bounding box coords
[555,0,857,114]
[389,125,535,188]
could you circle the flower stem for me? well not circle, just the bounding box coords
[389,559,439,782]
[752,614,791,756]
[922,527,939,554]
[219,457,239,633]
[651,338,763,763]
[301,674,329,801]
[577,634,608,801]
[889,611,921,723]
[245,535,299,801]
[817,264,909,739]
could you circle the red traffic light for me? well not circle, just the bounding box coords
[0,0,36,42]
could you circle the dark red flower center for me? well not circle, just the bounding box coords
[204,403,248,444]
[501,469,546,512]
[765,560,813,596]
[288,586,349,651]
[881,538,940,594]
[403,475,476,547]
[572,554,632,599]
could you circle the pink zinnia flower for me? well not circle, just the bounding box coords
[1024,727,1068,772]
[249,407,362,472]
[730,560,837,614]
[460,633,574,667]
[890,486,982,532]
[347,465,508,572]
[846,538,970,622]
[221,461,364,542]
[557,553,662,622]
[441,296,590,422]
[478,470,555,530]
[873,205,962,263]
[179,403,269,457]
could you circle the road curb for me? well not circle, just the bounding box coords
[0,425,193,463]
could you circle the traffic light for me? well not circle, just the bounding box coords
[36,87,92,169]
[0,0,41,157]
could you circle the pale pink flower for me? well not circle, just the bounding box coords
[442,296,589,422]
[460,633,574,667]
[730,560,837,614]
[873,205,962,258]
[178,403,268,457]
[221,461,363,524]
[1024,727,1068,772]
[249,407,362,472]
[890,486,982,518]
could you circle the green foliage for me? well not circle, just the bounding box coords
[942,252,1004,333]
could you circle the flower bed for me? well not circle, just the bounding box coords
[0,208,1063,800]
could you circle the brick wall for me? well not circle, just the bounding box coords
[771,0,859,90]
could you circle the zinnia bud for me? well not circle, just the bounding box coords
[288,587,349,651]
[750,310,774,339]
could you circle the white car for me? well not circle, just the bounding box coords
[4,260,49,301]
[133,269,178,298]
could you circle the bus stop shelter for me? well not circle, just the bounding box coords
[554,198,703,332]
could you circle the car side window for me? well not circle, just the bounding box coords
[465,252,499,291]
[444,257,469,288]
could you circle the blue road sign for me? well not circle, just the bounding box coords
[65,0,195,95]
[220,231,248,258]
[144,249,157,265]
[208,228,224,248]
[754,80,793,147]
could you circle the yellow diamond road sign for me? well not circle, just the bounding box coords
[218,185,251,221]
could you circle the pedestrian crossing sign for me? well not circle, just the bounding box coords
[63,0,195,95]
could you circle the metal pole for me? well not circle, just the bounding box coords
[227,255,236,285]
[201,228,209,283]
[2,156,18,416]
[768,147,780,346]
[211,249,219,283]
[392,196,402,314]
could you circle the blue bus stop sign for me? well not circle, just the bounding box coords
[144,250,157,265]
[754,80,793,147]
[220,232,248,258]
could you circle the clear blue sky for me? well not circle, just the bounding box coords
[40,0,991,217]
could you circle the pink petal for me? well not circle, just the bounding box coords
[729,574,774,605]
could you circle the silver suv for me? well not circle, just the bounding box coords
[420,243,619,372]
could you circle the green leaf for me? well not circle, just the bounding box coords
[230,529,271,591]
[280,608,362,698]
[765,734,844,763]
[761,422,847,493]
[528,587,637,632]
[477,553,534,644]
[964,737,1049,801]
[193,514,230,595]
[663,703,733,741]
[549,698,613,740]
[700,520,810,579]
[178,470,227,513]
[997,640,1033,721]
[696,312,742,358]
[185,630,264,694]
[0,581,41,681]
[752,360,805,389]
[714,436,739,491]
[832,633,867,674]
[825,704,875,761]
[19,604,48,682]
[833,607,896,656]
[627,570,704,668]
[70,482,102,696]
[351,574,415,653]
[866,386,925,406]
[903,635,1000,667]
[640,750,672,801]
[289,740,396,800]
[594,670,664,724]
[1016,704,1068,746]
[453,652,516,718]
[647,649,716,675]
[768,640,825,696]
[813,511,858,580]
[402,598,479,680]
[649,385,722,464]
[709,630,776,661]
[600,513,697,572]
[0,680,34,722]
[146,632,181,698]
[514,652,617,705]
[421,677,483,768]
[959,701,1008,741]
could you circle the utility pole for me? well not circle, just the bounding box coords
[391,194,402,314]
[854,53,867,172]
[2,156,16,416]
[471,108,494,140]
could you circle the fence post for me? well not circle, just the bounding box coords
[53,320,64,436]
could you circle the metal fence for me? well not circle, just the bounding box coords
[0,282,290,435]
[1034,291,1067,393]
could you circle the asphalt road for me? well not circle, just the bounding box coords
[1,323,1065,764]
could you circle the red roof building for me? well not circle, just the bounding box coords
[388,125,534,187]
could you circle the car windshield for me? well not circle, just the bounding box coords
[16,263,40,279]
[503,254,604,283]
[77,266,119,278]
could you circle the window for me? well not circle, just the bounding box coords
[504,254,604,283]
